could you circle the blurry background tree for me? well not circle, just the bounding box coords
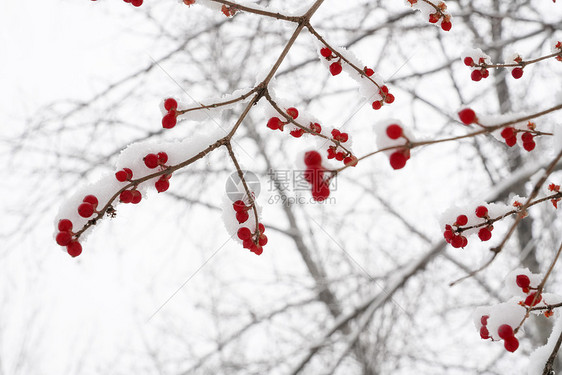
[1,0,562,374]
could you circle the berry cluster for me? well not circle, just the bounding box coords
[443,205,493,248]
[221,5,237,17]
[78,195,100,218]
[233,199,251,224]
[303,151,330,201]
[55,219,82,257]
[115,168,133,182]
[145,152,173,192]
[385,124,411,170]
[371,85,394,111]
[162,98,179,129]
[548,183,561,209]
[464,56,490,81]
[500,127,536,151]
[555,41,562,62]
[478,316,519,352]
[515,274,543,307]
[237,223,267,255]
[91,0,143,6]
[319,47,343,76]
[267,107,299,132]
[327,129,356,165]
[427,2,452,31]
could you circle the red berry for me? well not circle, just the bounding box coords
[504,336,519,352]
[67,241,82,257]
[525,292,542,306]
[237,227,252,240]
[327,148,336,159]
[523,141,536,152]
[233,200,246,212]
[364,67,374,76]
[56,231,73,246]
[123,168,133,179]
[471,70,483,81]
[344,155,358,166]
[380,85,389,94]
[120,190,133,203]
[429,13,440,23]
[389,151,408,170]
[339,133,348,142]
[478,227,492,241]
[505,136,517,147]
[335,152,345,161]
[456,215,468,226]
[236,211,249,224]
[464,57,474,66]
[482,69,489,78]
[287,107,299,119]
[83,195,98,208]
[311,182,330,202]
[131,0,143,6]
[500,127,515,139]
[331,129,341,138]
[242,239,253,249]
[441,20,452,31]
[386,124,403,139]
[481,315,489,326]
[164,98,177,111]
[267,117,283,130]
[498,324,514,339]
[290,129,304,138]
[304,151,322,167]
[58,219,73,232]
[511,67,524,79]
[320,48,332,58]
[155,178,170,193]
[310,122,322,133]
[253,246,263,255]
[480,326,490,339]
[384,93,395,104]
[443,229,454,243]
[458,108,477,125]
[115,170,128,182]
[461,236,468,248]
[516,274,530,289]
[521,132,534,143]
[372,101,382,110]
[131,190,142,204]
[157,152,168,164]
[475,205,488,218]
[162,112,177,129]
[258,223,265,234]
[78,202,95,218]
[329,62,342,76]
[144,153,159,169]
[259,235,268,246]
[451,235,464,248]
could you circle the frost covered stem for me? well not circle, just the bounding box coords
[543,328,562,375]
[224,141,260,235]
[491,149,562,255]
[207,0,301,22]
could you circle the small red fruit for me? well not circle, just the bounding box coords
[311,182,330,201]
[516,275,531,289]
[525,292,542,306]
[78,202,95,218]
[428,13,440,23]
[384,93,395,104]
[131,0,143,6]
[475,205,488,218]
[131,190,142,204]
[504,336,519,352]
[505,136,517,147]
[478,227,492,241]
[500,127,515,139]
[67,241,83,257]
[364,67,374,76]
[144,153,159,169]
[233,200,246,212]
[463,57,474,66]
[290,129,304,138]
[329,62,343,76]
[320,48,332,58]
[456,215,468,226]
[304,151,322,167]
[389,151,408,170]
[498,324,514,339]
[162,112,177,129]
[157,152,168,164]
[58,219,73,232]
[164,98,178,111]
[267,117,283,130]
[236,211,249,224]
[115,170,128,182]
[120,190,133,203]
[481,315,489,326]
[511,67,524,79]
[83,195,98,207]
[155,177,170,193]
[56,232,73,246]
[286,107,299,119]
[471,70,483,81]
[237,227,252,240]
[441,20,452,31]
[386,124,403,139]
[372,101,382,110]
[458,108,477,125]
[523,141,536,152]
[480,326,490,339]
